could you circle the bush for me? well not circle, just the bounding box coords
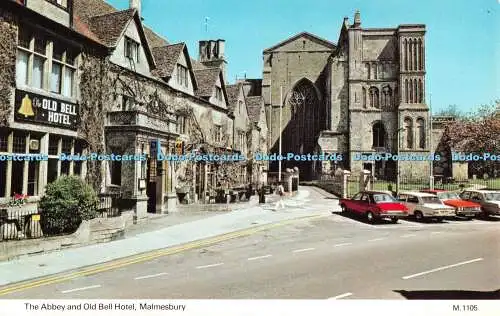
[39,176,99,235]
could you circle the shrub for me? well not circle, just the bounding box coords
[39,176,99,235]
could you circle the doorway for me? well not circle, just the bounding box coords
[146,157,161,213]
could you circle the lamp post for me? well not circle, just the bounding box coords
[278,86,283,182]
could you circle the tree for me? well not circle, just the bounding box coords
[441,101,500,177]
[434,104,464,119]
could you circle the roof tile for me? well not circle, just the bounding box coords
[193,68,221,97]
[245,96,264,123]
[151,43,185,78]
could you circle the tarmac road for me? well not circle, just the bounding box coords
[2,210,499,300]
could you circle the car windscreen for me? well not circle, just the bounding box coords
[484,193,500,201]
[373,194,397,203]
[421,196,442,204]
[437,192,460,200]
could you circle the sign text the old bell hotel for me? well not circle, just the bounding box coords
[14,89,79,130]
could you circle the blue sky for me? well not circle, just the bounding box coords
[108,0,498,113]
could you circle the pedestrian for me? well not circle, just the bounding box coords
[274,183,285,210]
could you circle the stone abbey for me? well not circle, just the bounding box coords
[262,11,430,181]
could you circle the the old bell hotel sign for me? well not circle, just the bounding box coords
[14,89,79,130]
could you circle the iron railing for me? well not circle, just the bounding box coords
[0,208,81,242]
[96,192,123,218]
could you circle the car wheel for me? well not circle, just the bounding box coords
[366,211,375,223]
[435,217,444,223]
[390,217,399,224]
[414,211,424,221]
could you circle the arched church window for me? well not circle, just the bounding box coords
[382,85,392,108]
[404,117,413,149]
[287,79,320,154]
[369,87,379,108]
[366,64,370,79]
[362,87,367,108]
[418,79,423,103]
[372,121,386,148]
[409,79,414,103]
[416,118,425,149]
[405,80,409,103]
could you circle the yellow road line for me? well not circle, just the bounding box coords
[0,214,324,296]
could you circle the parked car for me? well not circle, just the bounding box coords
[459,189,500,218]
[397,191,456,222]
[339,191,408,223]
[420,189,481,218]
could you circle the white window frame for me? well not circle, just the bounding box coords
[16,26,78,98]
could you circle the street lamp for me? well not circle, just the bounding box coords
[278,86,283,182]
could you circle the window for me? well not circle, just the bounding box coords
[16,26,77,96]
[407,196,419,203]
[416,118,425,149]
[122,95,132,111]
[176,116,186,134]
[404,117,413,149]
[372,122,386,148]
[111,161,122,185]
[382,86,392,108]
[16,50,28,86]
[0,134,7,152]
[13,133,26,153]
[125,37,140,63]
[215,87,223,101]
[213,125,222,142]
[176,65,188,87]
[238,131,246,152]
[361,194,369,203]
[369,87,379,108]
[50,61,62,93]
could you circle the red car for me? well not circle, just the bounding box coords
[339,191,409,223]
[420,189,482,217]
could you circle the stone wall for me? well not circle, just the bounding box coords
[0,211,133,262]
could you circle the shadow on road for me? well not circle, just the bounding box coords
[331,211,398,226]
[394,289,500,300]
[400,217,451,225]
[474,215,500,222]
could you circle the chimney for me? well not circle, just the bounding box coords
[129,0,141,17]
[353,10,361,27]
[216,39,225,58]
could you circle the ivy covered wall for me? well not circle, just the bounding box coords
[0,9,17,127]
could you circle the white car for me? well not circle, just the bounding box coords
[459,189,500,218]
[398,191,456,222]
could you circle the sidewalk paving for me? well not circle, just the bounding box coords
[0,187,334,286]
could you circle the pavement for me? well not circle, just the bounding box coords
[1,186,499,299]
[0,187,333,288]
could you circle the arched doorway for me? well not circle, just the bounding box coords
[282,79,323,180]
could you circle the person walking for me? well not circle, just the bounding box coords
[274,183,285,210]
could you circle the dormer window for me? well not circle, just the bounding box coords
[215,87,223,102]
[125,37,140,63]
[176,65,188,87]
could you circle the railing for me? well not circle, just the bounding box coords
[0,208,81,242]
[96,192,122,218]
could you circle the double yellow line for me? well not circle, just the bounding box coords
[0,214,324,296]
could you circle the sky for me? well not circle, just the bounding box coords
[107,0,499,114]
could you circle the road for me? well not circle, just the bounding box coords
[1,203,499,299]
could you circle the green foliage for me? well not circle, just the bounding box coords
[39,176,99,234]
[0,10,17,126]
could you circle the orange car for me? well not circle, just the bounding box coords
[420,189,481,217]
